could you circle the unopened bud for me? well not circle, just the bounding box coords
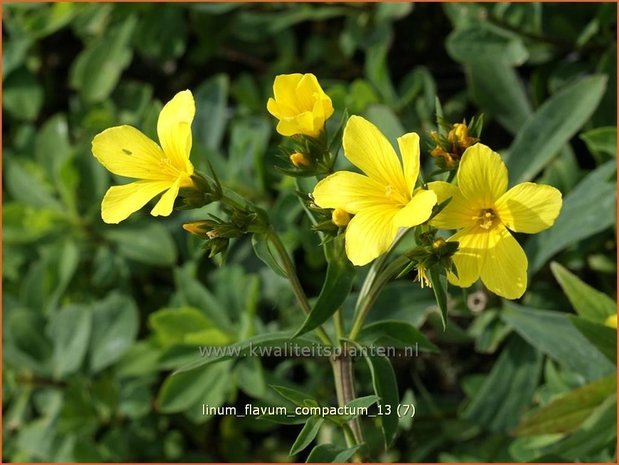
[290,152,311,168]
[332,208,351,227]
[605,314,617,328]
[448,123,477,151]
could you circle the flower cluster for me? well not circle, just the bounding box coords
[91,73,563,301]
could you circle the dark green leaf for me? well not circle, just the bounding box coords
[526,161,616,272]
[289,416,324,456]
[429,267,448,330]
[364,355,399,447]
[502,302,615,380]
[306,444,361,463]
[506,75,607,183]
[463,335,543,432]
[568,316,616,364]
[359,320,438,353]
[294,236,355,338]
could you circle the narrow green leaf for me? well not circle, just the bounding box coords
[526,161,616,272]
[289,416,324,456]
[506,75,607,183]
[271,385,318,408]
[580,126,617,158]
[568,316,616,364]
[158,361,231,413]
[502,303,614,380]
[306,444,361,463]
[463,335,543,433]
[359,320,439,353]
[175,332,317,373]
[365,355,399,447]
[294,236,355,338]
[516,375,616,436]
[429,267,448,330]
[346,395,380,410]
[550,262,616,322]
[251,233,287,278]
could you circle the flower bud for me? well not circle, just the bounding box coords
[290,152,311,168]
[331,208,351,227]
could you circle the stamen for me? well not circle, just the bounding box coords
[476,208,496,230]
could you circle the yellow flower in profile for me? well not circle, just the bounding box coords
[92,90,195,224]
[429,144,562,299]
[312,116,437,266]
[266,73,334,138]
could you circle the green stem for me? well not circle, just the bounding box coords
[332,354,365,461]
[334,309,344,341]
[267,230,333,347]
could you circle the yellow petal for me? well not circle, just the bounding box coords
[312,171,387,214]
[393,189,436,228]
[397,132,420,197]
[275,111,316,137]
[343,116,407,199]
[151,177,181,217]
[297,74,324,111]
[480,225,527,299]
[457,143,508,207]
[101,180,172,224]
[427,181,477,229]
[157,90,195,175]
[272,73,304,112]
[495,182,563,233]
[344,205,400,266]
[92,125,166,180]
[447,226,488,288]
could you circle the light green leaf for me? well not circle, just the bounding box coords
[149,307,232,347]
[516,375,616,436]
[550,262,616,322]
[70,15,136,102]
[502,303,615,380]
[105,222,177,267]
[47,305,92,379]
[447,23,528,66]
[3,67,44,121]
[506,75,607,183]
[251,233,287,278]
[526,161,616,272]
[195,74,229,151]
[289,416,324,457]
[158,361,231,413]
[463,335,543,433]
[89,293,139,372]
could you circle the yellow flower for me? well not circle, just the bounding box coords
[266,73,334,138]
[312,116,437,266]
[429,144,562,299]
[92,90,195,224]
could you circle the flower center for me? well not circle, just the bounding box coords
[476,208,497,230]
[159,157,181,178]
[385,185,408,206]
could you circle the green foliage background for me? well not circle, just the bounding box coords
[2,2,617,462]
